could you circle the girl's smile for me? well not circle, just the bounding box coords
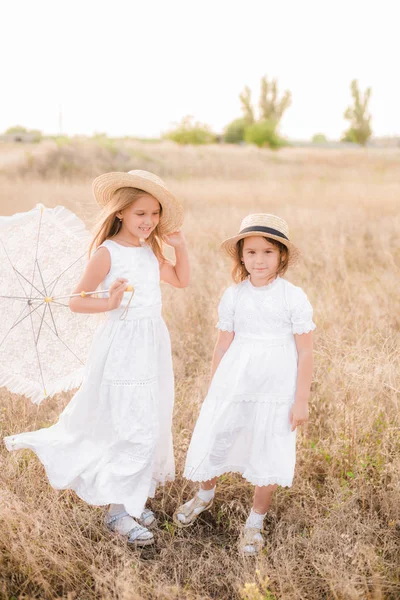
[116,194,161,243]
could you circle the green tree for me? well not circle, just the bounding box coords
[244,120,284,149]
[312,133,328,143]
[163,116,216,145]
[5,125,27,134]
[240,77,291,130]
[259,76,291,126]
[223,118,248,144]
[225,76,291,147]
[29,129,43,142]
[239,86,255,125]
[342,80,372,146]
[4,125,42,142]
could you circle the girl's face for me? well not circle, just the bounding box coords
[242,236,281,283]
[117,194,161,240]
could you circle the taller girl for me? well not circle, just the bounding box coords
[174,214,315,556]
[5,170,189,547]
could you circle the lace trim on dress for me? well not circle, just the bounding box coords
[119,446,154,462]
[103,376,157,387]
[216,320,234,332]
[183,464,293,488]
[292,322,316,335]
[230,393,294,404]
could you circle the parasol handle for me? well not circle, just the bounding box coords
[51,285,134,301]
[2,286,135,304]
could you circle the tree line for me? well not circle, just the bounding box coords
[165,78,372,148]
[3,79,372,149]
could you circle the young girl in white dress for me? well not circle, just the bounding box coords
[5,170,190,547]
[173,213,315,556]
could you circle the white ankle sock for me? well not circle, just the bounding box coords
[245,508,266,529]
[107,504,138,535]
[197,486,215,502]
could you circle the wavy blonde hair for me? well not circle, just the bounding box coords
[231,237,289,283]
[89,187,166,261]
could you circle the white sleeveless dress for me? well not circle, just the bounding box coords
[183,276,316,488]
[5,239,175,517]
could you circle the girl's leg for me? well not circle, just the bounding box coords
[200,477,217,491]
[252,483,277,514]
[241,484,278,556]
[107,503,134,534]
[173,478,217,527]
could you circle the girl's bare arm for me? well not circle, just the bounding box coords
[290,331,314,430]
[294,331,314,404]
[209,330,235,383]
[159,232,190,288]
[69,247,127,313]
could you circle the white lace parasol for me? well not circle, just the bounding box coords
[0,204,100,404]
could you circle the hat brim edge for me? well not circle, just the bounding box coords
[92,172,184,235]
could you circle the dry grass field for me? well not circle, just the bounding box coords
[0,140,399,599]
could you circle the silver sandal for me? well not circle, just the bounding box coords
[240,526,264,556]
[105,511,154,547]
[173,495,213,528]
[138,508,156,530]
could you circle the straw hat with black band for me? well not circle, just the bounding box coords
[220,213,300,266]
[92,170,184,236]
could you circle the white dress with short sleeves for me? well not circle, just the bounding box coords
[183,276,316,487]
[5,239,175,517]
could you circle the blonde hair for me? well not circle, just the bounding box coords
[89,187,166,261]
[231,237,289,283]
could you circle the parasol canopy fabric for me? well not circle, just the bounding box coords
[0,204,99,404]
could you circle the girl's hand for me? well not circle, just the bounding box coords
[164,231,186,248]
[289,401,309,432]
[106,278,128,311]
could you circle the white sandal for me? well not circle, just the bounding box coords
[105,511,154,547]
[240,526,264,556]
[173,495,213,528]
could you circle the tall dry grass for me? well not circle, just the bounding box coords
[0,142,399,599]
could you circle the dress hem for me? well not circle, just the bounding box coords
[4,437,175,517]
[183,465,293,488]
[69,475,175,517]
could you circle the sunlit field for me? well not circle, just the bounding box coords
[0,141,399,599]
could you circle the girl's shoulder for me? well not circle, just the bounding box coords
[280,278,312,311]
[99,239,152,253]
[218,280,246,308]
[93,239,114,259]
[280,277,302,294]
[221,280,246,296]
[99,239,114,251]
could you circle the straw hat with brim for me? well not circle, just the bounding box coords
[221,213,300,266]
[92,170,184,236]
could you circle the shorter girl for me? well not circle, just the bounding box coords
[174,214,315,555]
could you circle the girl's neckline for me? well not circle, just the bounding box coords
[107,238,147,249]
[246,276,280,291]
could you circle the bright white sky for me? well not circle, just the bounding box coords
[2,0,399,140]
